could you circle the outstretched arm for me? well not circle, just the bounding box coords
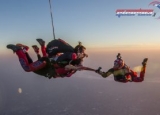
[65,64,81,70]
[96,68,114,78]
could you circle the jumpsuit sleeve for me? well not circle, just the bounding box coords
[131,65,147,82]
[101,68,114,78]
[41,45,47,57]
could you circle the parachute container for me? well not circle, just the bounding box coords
[46,39,74,57]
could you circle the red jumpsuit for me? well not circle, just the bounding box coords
[16,49,47,72]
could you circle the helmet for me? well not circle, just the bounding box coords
[113,58,124,69]
[78,41,82,45]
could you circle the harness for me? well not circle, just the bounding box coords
[50,60,74,78]
[113,66,131,82]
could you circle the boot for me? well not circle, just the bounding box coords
[36,38,45,46]
[6,44,21,53]
[32,45,39,54]
[16,43,29,51]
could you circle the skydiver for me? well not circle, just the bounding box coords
[32,38,83,78]
[7,43,83,79]
[96,53,148,83]
[7,38,94,79]
[34,38,94,77]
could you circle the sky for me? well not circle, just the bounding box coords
[1,1,160,114]
[1,0,160,54]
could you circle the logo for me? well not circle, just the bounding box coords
[148,1,160,19]
[116,9,153,18]
[47,46,59,53]
[116,1,160,19]
[48,46,58,50]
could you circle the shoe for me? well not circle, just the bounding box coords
[32,45,39,53]
[16,43,29,51]
[36,38,45,46]
[6,44,21,52]
[142,58,148,66]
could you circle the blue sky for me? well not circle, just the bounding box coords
[1,0,160,52]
